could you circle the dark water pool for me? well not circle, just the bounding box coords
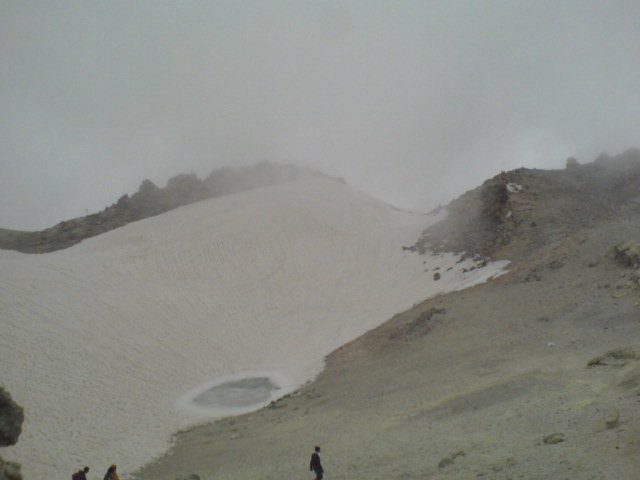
[192,376,275,408]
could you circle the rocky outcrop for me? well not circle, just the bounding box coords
[174,474,200,480]
[0,388,23,447]
[587,347,640,367]
[412,169,522,256]
[413,148,640,259]
[542,432,566,445]
[0,460,20,480]
[615,241,640,268]
[0,162,343,254]
[0,386,24,480]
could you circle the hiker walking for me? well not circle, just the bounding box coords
[103,465,120,480]
[310,445,324,480]
[73,467,89,480]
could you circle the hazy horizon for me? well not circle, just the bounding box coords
[2,1,639,230]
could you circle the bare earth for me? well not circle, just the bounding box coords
[135,160,640,480]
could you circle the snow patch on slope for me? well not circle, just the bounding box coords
[0,179,507,478]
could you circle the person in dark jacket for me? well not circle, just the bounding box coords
[310,445,323,480]
[77,466,90,480]
[73,466,89,480]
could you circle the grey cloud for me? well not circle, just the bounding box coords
[1,0,639,229]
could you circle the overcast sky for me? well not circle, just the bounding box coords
[1,1,639,230]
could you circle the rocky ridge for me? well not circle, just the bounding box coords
[413,148,640,260]
[0,162,341,254]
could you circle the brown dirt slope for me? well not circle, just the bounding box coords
[135,150,640,480]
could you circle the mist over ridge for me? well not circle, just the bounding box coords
[2,1,640,230]
[2,148,639,256]
[0,161,341,252]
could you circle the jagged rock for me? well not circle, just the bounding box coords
[587,347,639,367]
[0,458,22,480]
[174,474,200,480]
[566,157,579,169]
[542,432,565,444]
[546,260,564,270]
[595,152,611,164]
[604,408,620,429]
[437,450,465,469]
[411,171,517,256]
[524,271,542,282]
[389,307,446,340]
[617,364,640,389]
[614,241,640,268]
[612,288,632,299]
[0,388,23,447]
[0,387,23,480]
[411,150,640,262]
[490,456,517,472]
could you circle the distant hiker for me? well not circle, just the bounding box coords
[73,467,89,480]
[103,465,120,480]
[310,445,324,480]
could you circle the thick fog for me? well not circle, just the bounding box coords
[1,1,639,230]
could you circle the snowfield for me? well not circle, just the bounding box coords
[0,179,507,478]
